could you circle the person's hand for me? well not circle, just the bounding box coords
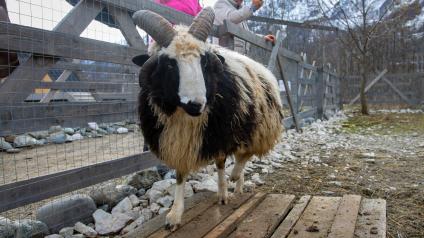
[252,0,263,10]
[264,34,276,44]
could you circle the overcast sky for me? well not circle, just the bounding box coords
[6,0,217,44]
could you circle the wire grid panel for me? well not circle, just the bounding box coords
[0,0,152,233]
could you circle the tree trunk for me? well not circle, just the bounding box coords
[359,56,369,115]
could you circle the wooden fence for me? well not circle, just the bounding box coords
[0,0,341,214]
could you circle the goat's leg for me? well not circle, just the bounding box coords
[165,171,186,231]
[230,156,247,194]
[216,157,228,205]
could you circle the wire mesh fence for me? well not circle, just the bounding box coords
[0,0,341,236]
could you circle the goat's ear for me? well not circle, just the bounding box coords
[132,54,150,67]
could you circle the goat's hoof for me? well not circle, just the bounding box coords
[218,196,228,205]
[229,175,240,182]
[165,222,180,232]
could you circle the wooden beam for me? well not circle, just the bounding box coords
[348,69,388,105]
[0,22,145,65]
[354,199,386,237]
[0,0,104,103]
[382,77,414,105]
[40,69,73,103]
[0,152,161,212]
[328,195,362,238]
[109,6,145,49]
[267,30,284,73]
[249,15,339,32]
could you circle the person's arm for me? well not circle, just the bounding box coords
[226,5,254,24]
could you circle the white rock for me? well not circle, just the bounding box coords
[251,173,265,186]
[87,122,99,130]
[59,227,74,237]
[93,209,132,235]
[166,183,194,198]
[151,179,176,193]
[158,207,170,214]
[146,189,163,204]
[117,127,129,134]
[328,181,342,186]
[150,203,161,214]
[45,235,64,238]
[244,180,256,192]
[157,195,174,208]
[69,133,83,141]
[193,178,218,192]
[121,216,145,235]
[362,152,376,158]
[128,194,140,207]
[140,208,153,221]
[111,197,133,214]
[74,222,97,237]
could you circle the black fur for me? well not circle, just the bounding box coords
[138,52,258,161]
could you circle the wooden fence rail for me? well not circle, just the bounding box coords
[0,0,341,215]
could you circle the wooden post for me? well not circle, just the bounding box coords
[316,67,325,119]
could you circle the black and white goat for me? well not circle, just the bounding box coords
[132,7,284,230]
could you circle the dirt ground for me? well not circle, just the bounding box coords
[260,111,424,238]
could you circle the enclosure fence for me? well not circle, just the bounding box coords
[0,0,341,230]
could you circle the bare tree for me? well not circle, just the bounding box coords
[317,0,395,114]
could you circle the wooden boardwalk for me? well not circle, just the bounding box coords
[125,192,386,238]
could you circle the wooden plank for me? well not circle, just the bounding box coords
[267,31,284,73]
[348,69,388,105]
[124,191,217,238]
[382,77,414,105]
[55,61,139,74]
[229,194,295,238]
[109,6,145,49]
[0,101,137,136]
[249,15,339,32]
[271,196,312,238]
[40,69,73,103]
[0,152,161,212]
[167,193,254,238]
[36,81,130,92]
[354,199,386,238]
[328,195,362,238]
[203,192,267,238]
[0,22,145,65]
[0,0,104,103]
[278,54,300,131]
[287,196,341,238]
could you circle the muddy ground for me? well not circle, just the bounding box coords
[260,110,424,238]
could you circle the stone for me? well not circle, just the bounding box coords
[74,222,97,238]
[63,128,75,135]
[121,216,145,235]
[69,133,83,141]
[193,178,218,192]
[362,152,376,158]
[48,125,63,134]
[328,181,342,187]
[47,131,68,144]
[156,165,170,178]
[140,200,149,208]
[146,189,163,204]
[166,183,194,198]
[6,148,21,153]
[0,216,16,238]
[36,194,96,233]
[89,183,137,207]
[164,170,176,179]
[15,219,49,238]
[128,194,140,207]
[116,127,129,134]
[251,173,265,186]
[45,235,64,238]
[244,180,256,192]
[71,234,84,238]
[28,131,50,140]
[140,208,153,221]
[158,207,170,214]
[14,135,41,147]
[0,137,13,151]
[59,227,74,237]
[125,168,162,190]
[137,188,146,196]
[96,128,108,135]
[111,197,133,215]
[157,195,174,208]
[150,203,161,214]
[151,179,176,193]
[87,122,99,131]
[93,209,132,235]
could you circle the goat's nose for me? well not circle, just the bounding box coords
[181,101,203,117]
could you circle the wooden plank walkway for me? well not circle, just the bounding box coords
[125,192,386,238]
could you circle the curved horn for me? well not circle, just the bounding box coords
[139,55,159,87]
[188,7,215,42]
[133,10,176,47]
